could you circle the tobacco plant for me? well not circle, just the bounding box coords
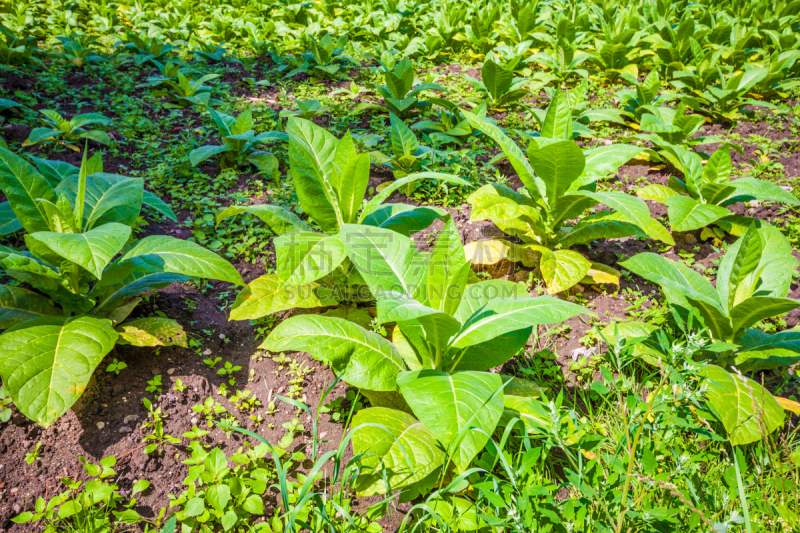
[261,219,591,495]
[218,118,468,321]
[0,148,242,426]
[620,226,800,445]
[143,71,221,109]
[116,32,179,66]
[286,33,356,79]
[189,109,287,175]
[460,97,673,294]
[636,144,799,236]
[23,110,113,150]
[465,58,529,111]
[363,55,446,118]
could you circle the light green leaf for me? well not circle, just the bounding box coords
[460,109,545,203]
[427,216,469,315]
[451,296,590,349]
[700,364,783,446]
[730,297,800,334]
[527,140,585,208]
[666,196,730,231]
[397,370,503,471]
[262,315,404,391]
[539,248,592,294]
[339,224,426,299]
[0,147,57,233]
[228,274,336,321]
[0,316,118,427]
[117,235,243,285]
[26,222,131,279]
[540,89,572,140]
[351,407,444,496]
[287,117,341,233]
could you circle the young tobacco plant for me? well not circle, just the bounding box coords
[143,71,221,109]
[189,108,287,175]
[362,55,447,118]
[0,148,242,427]
[620,225,800,444]
[459,97,674,294]
[23,110,113,150]
[261,217,592,495]
[286,33,356,79]
[218,117,468,321]
[636,144,799,236]
[464,58,529,111]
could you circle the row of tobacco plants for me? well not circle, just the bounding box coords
[2,0,800,532]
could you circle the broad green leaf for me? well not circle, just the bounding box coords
[730,297,800,334]
[571,191,675,245]
[142,191,178,222]
[116,317,187,347]
[0,147,56,233]
[0,316,118,427]
[284,234,346,286]
[339,224,426,299]
[351,407,444,496]
[427,216,469,315]
[666,196,730,231]
[229,274,336,321]
[448,327,530,372]
[0,285,59,328]
[468,184,544,243]
[397,370,503,471]
[540,89,572,140]
[451,296,590,349]
[118,235,243,285]
[81,175,144,230]
[333,137,370,224]
[262,315,404,391]
[26,222,131,279]
[527,140,585,208]
[717,227,797,306]
[579,144,642,184]
[721,225,763,311]
[217,204,313,235]
[620,253,730,338]
[703,147,733,184]
[481,59,513,101]
[389,113,419,157]
[189,145,231,166]
[538,248,592,294]
[700,364,783,446]
[725,178,800,206]
[636,184,680,203]
[557,211,649,248]
[287,117,341,233]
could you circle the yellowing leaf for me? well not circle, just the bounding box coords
[776,396,800,415]
[582,262,620,286]
[117,317,188,348]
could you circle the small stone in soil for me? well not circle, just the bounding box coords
[119,425,132,434]
[96,421,105,430]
